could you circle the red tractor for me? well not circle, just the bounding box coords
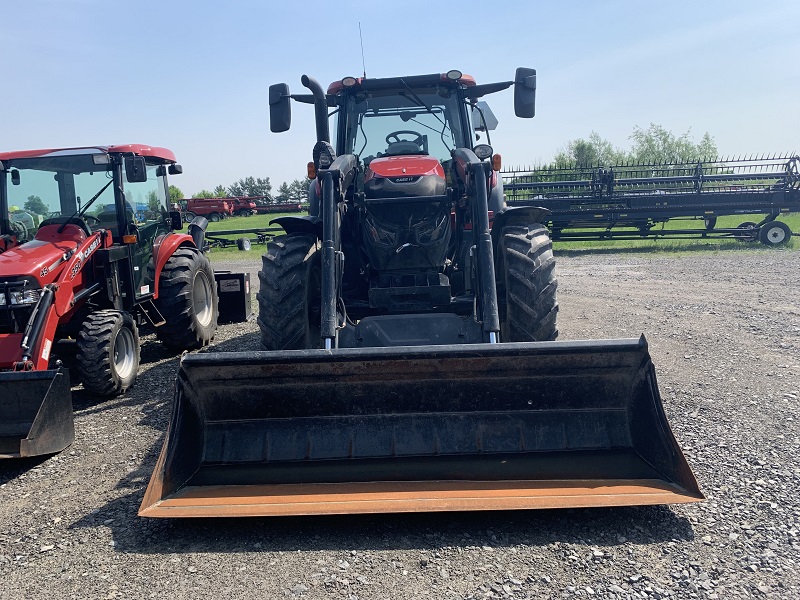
[0,145,218,458]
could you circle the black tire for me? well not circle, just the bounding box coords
[704,216,717,230]
[76,310,140,397]
[236,237,252,251]
[182,211,196,223]
[734,221,759,242]
[496,224,558,342]
[208,212,221,222]
[257,234,321,350]
[758,220,791,246]
[155,247,218,350]
[237,210,251,217]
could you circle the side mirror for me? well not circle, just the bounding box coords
[269,83,292,133]
[169,164,183,175]
[124,156,148,183]
[169,210,183,230]
[11,169,21,186]
[513,67,537,118]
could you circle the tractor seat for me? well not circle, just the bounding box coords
[386,141,424,156]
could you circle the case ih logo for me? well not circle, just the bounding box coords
[40,266,49,278]
[70,237,102,280]
[392,176,417,183]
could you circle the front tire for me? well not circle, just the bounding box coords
[77,310,140,397]
[257,234,321,350]
[496,224,558,342]
[155,247,218,350]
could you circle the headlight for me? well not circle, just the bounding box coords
[5,289,41,305]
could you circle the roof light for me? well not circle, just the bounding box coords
[446,70,462,81]
[92,154,110,165]
[342,76,358,87]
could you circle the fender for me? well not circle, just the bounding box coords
[271,215,323,239]
[152,233,197,298]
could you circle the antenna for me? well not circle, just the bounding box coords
[358,22,366,78]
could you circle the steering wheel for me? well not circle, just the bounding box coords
[83,215,101,227]
[385,130,425,147]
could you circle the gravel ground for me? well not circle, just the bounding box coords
[1,248,798,599]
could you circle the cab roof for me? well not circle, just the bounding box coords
[327,72,476,95]
[0,144,177,163]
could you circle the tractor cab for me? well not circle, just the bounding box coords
[0,146,184,305]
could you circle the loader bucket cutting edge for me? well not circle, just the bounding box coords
[0,369,74,459]
[139,337,703,518]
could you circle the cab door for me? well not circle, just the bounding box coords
[122,162,171,300]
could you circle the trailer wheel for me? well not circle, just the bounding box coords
[208,212,221,223]
[704,216,717,230]
[257,233,321,350]
[758,221,791,246]
[496,225,558,341]
[236,237,251,251]
[734,221,759,242]
[76,310,140,397]
[155,247,218,350]
[182,211,196,223]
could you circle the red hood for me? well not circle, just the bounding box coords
[367,155,445,180]
[0,236,81,284]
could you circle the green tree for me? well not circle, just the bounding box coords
[552,132,628,169]
[275,182,291,202]
[192,190,215,198]
[24,195,48,216]
[228,176,271,197]
[168,185,184,205]
[287,178,310,202]
[213,185,228,197]
[629,124,717,164]
[146,190,160,212]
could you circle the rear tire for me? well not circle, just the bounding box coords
[209,212,221,222]
[257,234,321,350]
[77,310,140,397]
[155,247,218,350]
[182,211,196,223]
[496,224,558,341]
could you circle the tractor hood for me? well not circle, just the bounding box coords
[364,156,447,200]
[0,237,79,284]
[366,155,445,180]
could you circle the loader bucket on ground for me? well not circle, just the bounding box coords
[0,369,74,459]
[140,337,702,518]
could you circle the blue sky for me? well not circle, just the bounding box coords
[3,0,799,196]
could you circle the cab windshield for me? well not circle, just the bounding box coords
[342,87,468,165]
[2,152,169,243]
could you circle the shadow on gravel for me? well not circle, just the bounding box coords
[72,490,695,556]
[0,456,49,484]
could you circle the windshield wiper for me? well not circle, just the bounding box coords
[398,80,447,129]
[57,177,114,233]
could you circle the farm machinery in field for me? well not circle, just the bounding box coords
[0,145,219,459]
[141,68,702,518]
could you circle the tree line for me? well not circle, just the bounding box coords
[185,176,310,203]
[547,124,717,170]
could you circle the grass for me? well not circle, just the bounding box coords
[203,212,295,260]
[204,211,799,263]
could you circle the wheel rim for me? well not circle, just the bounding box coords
[193,270,214,327]
[766,226,786,245]
[113,326,136,380]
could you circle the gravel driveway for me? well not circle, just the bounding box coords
[1,249,798,599]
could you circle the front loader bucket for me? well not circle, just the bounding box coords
[140,337,702,518]
[0,369,74,459]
